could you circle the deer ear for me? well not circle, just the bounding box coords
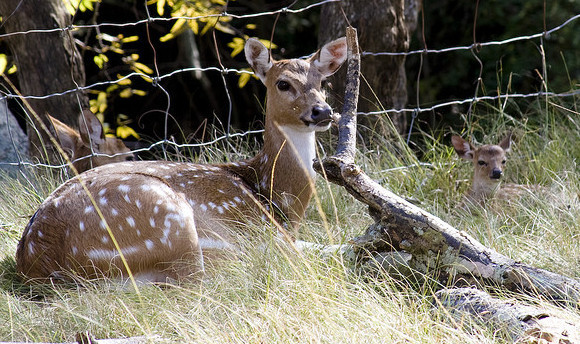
[498,132,512,153]
[451,135,475,160]
[245,38,273,84]
[48,114,76,157]
[79,110,106,148]
[312,37,347,77]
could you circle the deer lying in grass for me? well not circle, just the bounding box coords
[16,37,347,284]
[49,110,133,173]
[452,133,542,206]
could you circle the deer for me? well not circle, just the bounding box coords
[451,133,543,206]
[49,110,134,173]
[15,37,348,284]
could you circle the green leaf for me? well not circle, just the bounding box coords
[116,125,140,140]
[0,54,7,75]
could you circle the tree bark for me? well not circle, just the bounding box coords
[435,288,580,343]
[0,0,88,164]
[319,0,421,137]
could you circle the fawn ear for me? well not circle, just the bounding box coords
[48,114,76,157]
[451,135,475,160]
[311,37,347,77]
[79,110,106,148]
[498,132,512,153]
[245,38,273,84]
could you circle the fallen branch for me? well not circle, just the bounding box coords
[0,334,164,344]
[435,288,580,343]
[314,25,580,311]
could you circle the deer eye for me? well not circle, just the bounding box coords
[502,160,506,164]
[478,161,487,166]
[276,80,291,91]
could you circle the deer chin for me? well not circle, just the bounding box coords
[300,117,334,131]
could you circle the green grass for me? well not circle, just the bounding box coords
[0,98,579,343]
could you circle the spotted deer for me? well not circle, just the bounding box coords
[49,110,134,173]
[452,132,537,205]
[16,37,347,283]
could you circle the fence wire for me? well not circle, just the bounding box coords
[0,0,578,171]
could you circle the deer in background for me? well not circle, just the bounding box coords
[16,37,347,283]
[49,110,134,173]
[452,132,541,206]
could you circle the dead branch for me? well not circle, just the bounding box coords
[435,288,580,343]
[0,334,165,344]
[314,26,580,307]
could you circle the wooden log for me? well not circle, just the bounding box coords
[0,334,164,344]
[435,288,580,343]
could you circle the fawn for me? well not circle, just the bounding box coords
[49,110,133,173]
[452,133,535,205]
[16,37,348,283]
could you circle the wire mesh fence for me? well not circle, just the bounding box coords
[0,0,578,172]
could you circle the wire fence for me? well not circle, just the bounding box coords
[0,0,578,172]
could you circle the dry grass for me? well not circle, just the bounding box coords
[0,99,579,343]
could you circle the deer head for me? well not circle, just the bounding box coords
[452,133,512,201]
[49,110,134,173]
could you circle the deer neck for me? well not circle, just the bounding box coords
[230,121,317,225]
[469,175,501,200]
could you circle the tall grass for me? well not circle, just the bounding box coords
[0,97,578,343]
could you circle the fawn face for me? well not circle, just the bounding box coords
[50,110,133,173]
[452,134,512,197]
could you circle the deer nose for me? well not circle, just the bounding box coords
[490,168,503,179]
[311,105,332,124]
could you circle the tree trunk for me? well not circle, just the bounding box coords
[319,0,421,138]
[0,0,88,164]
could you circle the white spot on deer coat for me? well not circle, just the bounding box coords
[86,246,140,261]
[149,217,156,227]
[200,204,208,212]
[79,221,86,232]
[98,189,107,196]
[111,208,119,216]
[118,184,131,193]
[126,216,136,228]
[144,239,154,251]
[99,197,107,205]
[123,194,131,203]
[84,206,94,214]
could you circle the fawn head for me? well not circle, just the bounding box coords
[50,110,133,173]
[452,133,512,191]
[245,37,346,133]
